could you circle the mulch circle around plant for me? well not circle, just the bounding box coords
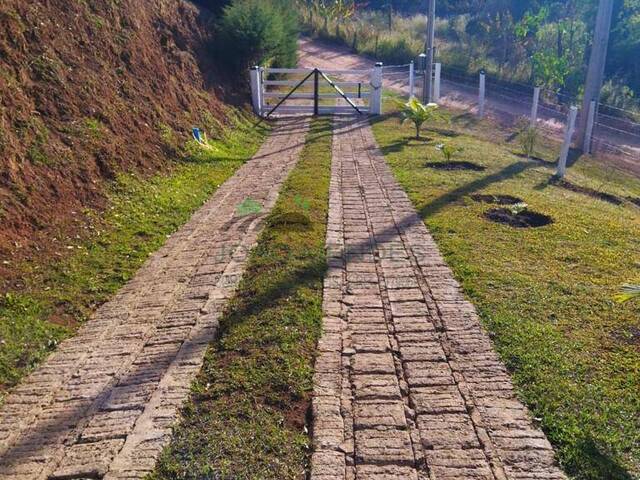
[484,208,553,228]
[470,194,524,205]
[425,161,486,171]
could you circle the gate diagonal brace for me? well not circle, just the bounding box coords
[265,69,316,118]
[264,68,364,117]
[319,71,363,115]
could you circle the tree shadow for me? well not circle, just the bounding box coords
[451,112,480,129]
[418,160,538,218]
[379,137,432,155]
[569,436,635,480]
[428,127,461,138]
[566,147,583,168]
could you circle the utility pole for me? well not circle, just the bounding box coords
[576,0,614,151]
[423,0,436,104]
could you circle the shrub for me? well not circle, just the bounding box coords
[436,142,463,161]
[216,0,298,71]
[397,97,442,139]
[600,79,640,122]
[518,125,539,159]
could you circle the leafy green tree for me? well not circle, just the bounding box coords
[216,0,299,71]
[532,51,570,90]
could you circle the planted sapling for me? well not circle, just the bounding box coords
[436,143,463,162]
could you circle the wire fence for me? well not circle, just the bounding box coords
[380,63,640,167]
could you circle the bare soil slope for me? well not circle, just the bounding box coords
[0,0,233,286]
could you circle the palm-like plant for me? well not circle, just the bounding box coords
[436,143,463,162]
[397,97,441,139]
[614,284,640,303]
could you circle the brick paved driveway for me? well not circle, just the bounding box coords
[310,116,566,480]
[0,114,565,480]
[0,118,309,480]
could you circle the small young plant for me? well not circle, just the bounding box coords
[519,125,539,159]
[396,97,442,139]
[436,143,463,162]
[509,202,529,216]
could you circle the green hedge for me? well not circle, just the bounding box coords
[216,0,299,71]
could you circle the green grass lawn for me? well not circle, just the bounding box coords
[0,108,268,396]
[150,117,332,480]
[371,96,640,479]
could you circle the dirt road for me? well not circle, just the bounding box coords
[299,37,640,176]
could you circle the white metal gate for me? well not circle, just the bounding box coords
[250,64,384,117]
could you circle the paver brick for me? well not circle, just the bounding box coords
[354,428,415,466]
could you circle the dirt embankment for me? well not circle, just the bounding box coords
[0,0,237,288]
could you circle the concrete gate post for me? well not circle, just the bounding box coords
[370,62,383,115]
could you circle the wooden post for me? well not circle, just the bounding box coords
[250,66,261,115]
[434,63,441,102]
[530,87,541,127]
[478,71,486,118]
[583,100,597,154]
[409,61,415,98]
[557,106,578,178]
[371,63,383,115]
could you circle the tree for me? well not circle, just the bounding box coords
[216,0,299,71]
[532,51,570,90]
[330,0,357,36]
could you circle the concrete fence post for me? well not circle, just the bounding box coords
[250,66,261,115]
[557,106,578,178]
[258,67,265,116]
[433,63,441,102]
[371,62,383,115]
[478,71,486,118]
[530,87,541,127]
[409,61,415,99]
[583,100,597,154]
